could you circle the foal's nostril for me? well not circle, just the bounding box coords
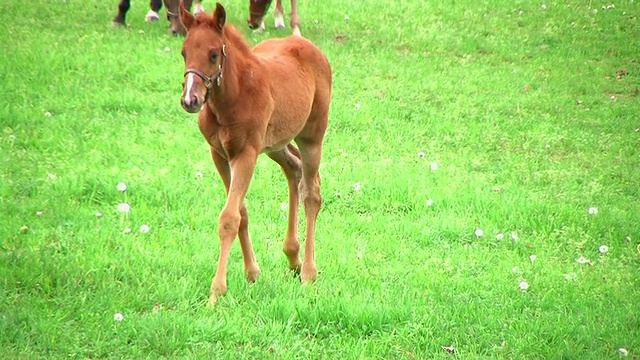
[247,20,258,29]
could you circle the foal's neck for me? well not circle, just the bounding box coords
[210,26,259,108]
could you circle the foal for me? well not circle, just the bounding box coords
[178,2,331,304]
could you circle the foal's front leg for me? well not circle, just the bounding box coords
[210,148,260,305]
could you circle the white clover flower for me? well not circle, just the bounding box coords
[426,199,433,207]
[519,281,529,291]
[117,203,131,213]
[564,272,577,281]
[430,162,438,171]
[474,229,484,237]
[512,266,519,273]
[117,182,127,192]
[418,151,425,159]
[195,172,204,179]
[496,233,504,240]
[44,111,53,117]
[139,224,150,233]
[576,256,592,265]
[541,4,547,10]
[619,348,628,356]
[442,346,456,354]
[599,245,609,253]
[511,232,519,241]
[36,211,43,216]
[123,227,132,234]
[353,182,361,191]
[114,312,124,321]
[354,103,360,110]
[164,47,171,52]
[48,173,57,180]
[280,202,288,210]
[588,207,598,215]
[96,211,103,218]
[344,15,350,22]
[529,255,537,263]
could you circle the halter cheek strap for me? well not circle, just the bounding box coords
[183,44,227,93]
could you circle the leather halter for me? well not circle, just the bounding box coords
[183,44,227,96]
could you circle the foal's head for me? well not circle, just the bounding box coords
[247,0,273,30]
[179,1,227,113]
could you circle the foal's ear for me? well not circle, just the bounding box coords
[179,0,194,30]
[213,3,226,31]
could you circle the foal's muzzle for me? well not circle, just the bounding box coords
[181,68,216,113]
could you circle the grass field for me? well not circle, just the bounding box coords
[1,0,639,358]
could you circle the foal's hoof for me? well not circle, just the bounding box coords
[208,283,227,306]
[300,267,317,284]
[245,265,261,283]
[145,10,160,22]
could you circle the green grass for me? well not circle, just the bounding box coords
[1,0,639,358]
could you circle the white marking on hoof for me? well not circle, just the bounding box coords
[274,13,285,29]
[292,26,302,36]
[145,10,160,22]
[194,3,205,15]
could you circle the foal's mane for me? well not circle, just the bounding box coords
[191,13,253,58]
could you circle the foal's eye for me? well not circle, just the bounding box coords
[209,52,219,63]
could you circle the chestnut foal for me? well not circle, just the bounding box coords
[178,2,331,304]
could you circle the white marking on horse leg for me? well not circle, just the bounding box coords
[292,26,301,36]
[260,19,266,32]
[145,10,160,22]
[274,11,285,29]
[194,2,205,15]
[183,73,196,106]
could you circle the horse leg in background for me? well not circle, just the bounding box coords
[273,0,285,30]
[165,0,193,35]
[193,0,205,14]
[145,0,163,22]
[267,144,303,274]
[273,0,301,36]
[289,0,301,36]
[112,0,131,26]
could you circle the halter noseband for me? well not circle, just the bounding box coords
[183,44,227,94]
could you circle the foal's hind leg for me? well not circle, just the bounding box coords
[210,148,261,304]
[268,144,303,273]
[295,137,324,283]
